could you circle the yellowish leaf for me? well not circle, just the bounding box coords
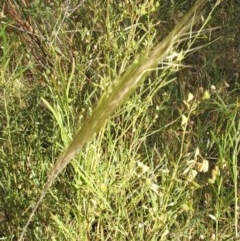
[196,159,209,173]
[202,90,210,100]
[137,161,150,173]
[181,114,188,127]
[187,92,194,102]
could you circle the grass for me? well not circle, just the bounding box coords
[0,0,239,240]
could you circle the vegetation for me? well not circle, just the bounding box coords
[0,0,239,240]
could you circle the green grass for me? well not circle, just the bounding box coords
[0,0,239,240]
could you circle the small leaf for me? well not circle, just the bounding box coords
[208,214,217,221]
[181,114,188,127]
[196,159,209,173]
[194,147,201,158]
[202,90,210,100]
[211,165,220,182]
[187,92,194,102]
[188,169,198,182]
[137,161,150,173]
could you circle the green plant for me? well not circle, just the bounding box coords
[2,0,239,240]
[17,0,223,240]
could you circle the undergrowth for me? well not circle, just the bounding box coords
[0,0,239,240]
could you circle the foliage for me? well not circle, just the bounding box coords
[0,0,239,240]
